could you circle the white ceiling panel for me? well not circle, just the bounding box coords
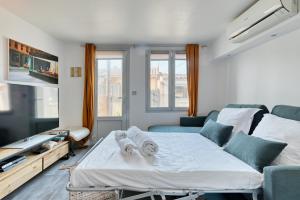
[0,0,256,44]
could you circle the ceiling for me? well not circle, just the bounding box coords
[0,0,256,44]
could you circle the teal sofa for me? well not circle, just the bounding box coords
[263,105,300,200]
[148,104,269,135]
[148,104,300,200]
[148,110,219,133]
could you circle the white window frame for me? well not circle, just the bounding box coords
[146,49,188,112]
[95,49,130,122]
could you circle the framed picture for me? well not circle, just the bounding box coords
[70,66,82,77]
[8,39,59,84]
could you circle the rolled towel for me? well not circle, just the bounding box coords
[115,130,127,142]
[117,138,136,156]
[127,126,159,157]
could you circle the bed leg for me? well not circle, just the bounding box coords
[115,190,120,200]
[252,190,258,200]
[160,193,166,200]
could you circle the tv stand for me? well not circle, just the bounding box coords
[3,134,56,149]
[0,141,69,199]
[0,155,26,172]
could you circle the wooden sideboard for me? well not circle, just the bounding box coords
[0,141,69,199]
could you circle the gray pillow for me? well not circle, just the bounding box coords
[200,120,233,146]
[224,132,287,172]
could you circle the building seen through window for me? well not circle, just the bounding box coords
[148,50,188,110]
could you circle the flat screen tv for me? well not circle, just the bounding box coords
[0,83,59,147]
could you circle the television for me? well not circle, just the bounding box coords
[0,83,59,147]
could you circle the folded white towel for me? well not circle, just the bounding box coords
[127,126,159,157]
[117,138,136,156]
[115,130,127,142]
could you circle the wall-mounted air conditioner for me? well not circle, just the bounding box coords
[228,0,298,43]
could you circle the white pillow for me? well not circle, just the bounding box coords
[252,114,300,165]
[217,108,260,134]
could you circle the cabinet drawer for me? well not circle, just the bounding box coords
[0,158,43,199]
[43,144,68,169]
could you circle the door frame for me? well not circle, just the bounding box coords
[93,46,130,141]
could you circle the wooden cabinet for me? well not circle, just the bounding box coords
[0,158,43,199]
[0,141,69,199]
[43,142,68,169]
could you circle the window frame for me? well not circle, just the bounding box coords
[146,49,188,112]
[95,49,129,120]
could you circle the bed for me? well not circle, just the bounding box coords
[68,132,263,200]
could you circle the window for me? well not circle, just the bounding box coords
[97,51,123,117]
[149,52,169,108]
[147,50,188,111]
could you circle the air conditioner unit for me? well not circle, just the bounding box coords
[228,0,298,43]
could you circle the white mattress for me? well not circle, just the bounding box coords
[70,132,263,191]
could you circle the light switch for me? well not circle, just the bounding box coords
[132,91,137,95]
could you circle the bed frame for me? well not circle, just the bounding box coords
[66,138,261,200]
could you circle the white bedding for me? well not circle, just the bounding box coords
[70,132,263,191]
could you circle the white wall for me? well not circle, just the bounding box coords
[0,6,227,132]
[223,27,300,110]
[59,43,85,127]
[212,7,300,60]
[58,44,227,131]
[0,6,63,81]
[129,46,227,130]
[198,46,227,114]
[0,6,81,128]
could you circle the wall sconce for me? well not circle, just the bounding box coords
[70,67,82,77]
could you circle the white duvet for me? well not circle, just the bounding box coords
[70,132,263,191]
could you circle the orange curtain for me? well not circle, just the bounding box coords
[81,43,96,145]
[186,44,200,117]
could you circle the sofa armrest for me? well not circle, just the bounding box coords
[180,116,206,127]
[264,166,300,200]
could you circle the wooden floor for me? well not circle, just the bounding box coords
[3,148,89,200]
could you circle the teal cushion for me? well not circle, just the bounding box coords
[224,132,287,172]
[200,120,233,146]
[180,116,206,127]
